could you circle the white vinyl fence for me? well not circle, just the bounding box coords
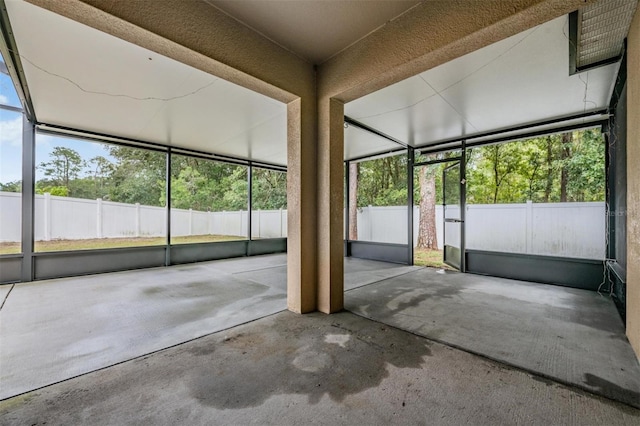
[0,192,287,242]
[0,191,604,259]
[353,201,605,260]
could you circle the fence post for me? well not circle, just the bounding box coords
[135,203,141,237]
[43,192,51,241]
[257,209,261,238]
[96,198,103,238]
[368,205,373,241]
[525,200,533,254]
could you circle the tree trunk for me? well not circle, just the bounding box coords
[560,132,572,202]
[492,145,500,203]
[544,136,553,202]
[348,162,359,240]
[417,165,438,249]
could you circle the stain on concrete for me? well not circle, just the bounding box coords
[188,312,432,408]
[258,293,286,303]
[584,373,640,409]
[381,284,462,314]
[141,279,273,327]
[188,345,216,357]
[142,281,236,299]
[0,392,38,412]
[547,306,624,334]
[431,285,462,300]
[530,375,557,387]
[1,311,639,423]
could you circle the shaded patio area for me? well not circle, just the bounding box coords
[1,254,638,409]
[346,267,640,407]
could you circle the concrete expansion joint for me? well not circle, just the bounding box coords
[343,267,426,294]
[0,283,15,311]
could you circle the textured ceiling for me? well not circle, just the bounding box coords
[206,0,421,64]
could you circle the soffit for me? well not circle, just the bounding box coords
[206,0,421,64]
[344,15,619,159]
[6,0,288,166]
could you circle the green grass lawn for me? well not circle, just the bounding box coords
[3,240,451,272]
[413,248,452,269]
[0,235,246,255]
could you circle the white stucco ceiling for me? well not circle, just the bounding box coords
[6,0,288,166]
[206,0,421,64]
[344,15,619,159]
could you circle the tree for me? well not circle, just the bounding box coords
[107,145,166,206]
[252,168,287,210]
[543,136,554,202]
[560,132,572,202]
[90,155,115,199]
[464,130,605,204]
[0,180,21,192]
[357,155,407,207]
[170,166,208,209]
[36,185,69,196]
[416,164,438,249]
[348,162,358,240]
[39,146,84,193]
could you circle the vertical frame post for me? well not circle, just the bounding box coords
[165,148,171,266]
[21,115,35,281]
[407,147,415,265]
[604,120,616,262]
[460,140,467,272]
[248,162,253,242]
[344,161,350,242]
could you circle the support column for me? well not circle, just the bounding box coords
[287,99,317,313]
[626,6,640,359]
[247,163,253,241]
[21,115,34,282]
[317,98,344,313]
[165,149,171,266]
[407,148,414,265]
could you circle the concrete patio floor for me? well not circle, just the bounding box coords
[0,254,417,400]
[1,254,639,424]
[345,267,640,408]
[1,311,639,425]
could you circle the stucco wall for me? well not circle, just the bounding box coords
[627,6,640,359]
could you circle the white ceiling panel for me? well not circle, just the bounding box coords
[344,125,401,161]
[6,0,287,165]
[345,15,619,156]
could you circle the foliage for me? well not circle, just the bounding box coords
[36,185,69,197]
[356,155,407,207]
[18,142,286,212]
[0,129,605,212]
[465,129,605,204]
[252,168,287,210]
[0,180,21,192]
